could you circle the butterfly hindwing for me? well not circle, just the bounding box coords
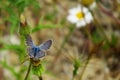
[28,47,45,60]
[35,50,45,59]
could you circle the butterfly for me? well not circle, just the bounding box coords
[25,35,52,61]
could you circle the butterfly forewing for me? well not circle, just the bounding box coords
[39,40,52,50]
[25,35,34,47]
[27,47,34,58]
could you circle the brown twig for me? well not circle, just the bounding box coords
[97,2,120,26]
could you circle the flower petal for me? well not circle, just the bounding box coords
[67,15,79,23]
[85,12,93,23]
[68,7,82,15]
[83,7,89,13]
[76,20,86,27]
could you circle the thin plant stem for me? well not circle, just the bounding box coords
[72,77,74,80]
[88,8,110,43]
[38,76,43,80]
[79,53,92,80]
[79,6,93,79]
[81,6,92,41]
[53,25,76,63]
[97,2,120,26]
[96,22,110,42]
[84,26,92,41]
[24,62,32,80]
[79,27,92,80]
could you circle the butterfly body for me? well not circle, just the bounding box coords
[30,58,41,66]
[32,47,40,58]
[28,46,45,61]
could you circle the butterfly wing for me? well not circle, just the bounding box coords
[25,35,35,58]
[27,47,34,58]
[39,40,52,50]
[25,35,34,47]
[35,50,46,59]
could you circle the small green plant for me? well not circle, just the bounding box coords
[19,14,52,80]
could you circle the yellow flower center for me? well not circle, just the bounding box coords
[76,12,84,19]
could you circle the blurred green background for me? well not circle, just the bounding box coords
[0,0,120,80]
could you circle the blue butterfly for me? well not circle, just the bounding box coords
[25,35,52,61]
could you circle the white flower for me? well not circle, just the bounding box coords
[67,5,93,28]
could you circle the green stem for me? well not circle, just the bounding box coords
[84,26,92,41]
[72,77,74,80]
[88,8,110,43]
[82,7,92,41]
[97,22,109,42]
[24,62,31,80]
[79,53,92,80]
[38,76,43,80]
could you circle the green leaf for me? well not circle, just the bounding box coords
[73,59,81,77]
[1,43,26,60]
[0,61,19,79]
[110,34,118,46]
[45,12,56,21]
[32,64,45,76]
[92,31,103,44]
[19,25,31,37]
[32,23,63,33]
[16,0,27,13]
